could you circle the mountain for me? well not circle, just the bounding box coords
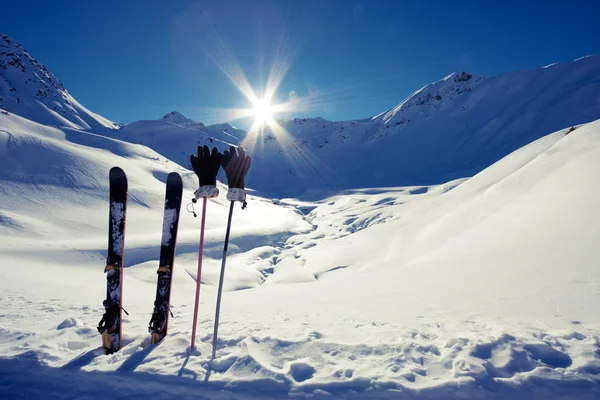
[160,111,206,130]
[109,55,600,197]
[111,114,244,171]
[4,31,597,198]
[245,56,600,195]
[0,33,118,131]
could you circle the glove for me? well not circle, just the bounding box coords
[220,145,251,204]
[190,145,220,199]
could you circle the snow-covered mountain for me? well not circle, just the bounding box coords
[160,111,206,130]
[3,31,597,198]
[109,55,600,197]
[245,56,600,195]
[111,115,244,172]
[0,33,118,131]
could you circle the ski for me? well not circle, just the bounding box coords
[149,172,183,344]
[97,167,128,355]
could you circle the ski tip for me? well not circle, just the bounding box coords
[109,166,127,180]
[166,172,183,185]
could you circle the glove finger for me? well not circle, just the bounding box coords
[197,146,203,160]
[237,146,246,160]
[237,157,249,180]
[228,150,242,179]
[243,156,251,176]
[229,146,238,163]
[190,154,198,171]
[202,145,210,159]
[221,150,231,168]
[210,148,221,172]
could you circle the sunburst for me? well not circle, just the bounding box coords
[247,95,276,133]
[174,5,345,186]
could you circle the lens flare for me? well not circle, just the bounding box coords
[173,3,364,188]
[251,97,274,128]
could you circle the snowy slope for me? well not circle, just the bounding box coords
[1,108,598,398]
[110,117,242,175]
[0,110,308,291]
[0,33,118,131]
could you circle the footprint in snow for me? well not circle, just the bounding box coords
[290,361,316,382]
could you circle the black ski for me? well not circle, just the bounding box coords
[98,167,128,354]
[149,172,183,344]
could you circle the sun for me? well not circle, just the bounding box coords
[251,97,274,128]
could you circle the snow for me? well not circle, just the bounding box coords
[1,109,598,397]
[0,35,599,399]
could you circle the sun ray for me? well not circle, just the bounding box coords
[176,2,437,129]
[173,2,402,190]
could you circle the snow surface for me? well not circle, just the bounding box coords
[1,34,599,399]
[1,110,599,398]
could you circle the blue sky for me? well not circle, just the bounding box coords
[2,0,599,128]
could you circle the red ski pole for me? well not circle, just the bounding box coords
[190,197,207,349]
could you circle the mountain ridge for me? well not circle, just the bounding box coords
[0,33,118,131]
[245,54,600,195]
[2,32,599,197]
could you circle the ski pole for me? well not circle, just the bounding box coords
[190,197,208,349]
[212,200,235,359]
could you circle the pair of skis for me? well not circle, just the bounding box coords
[97,167,183,354]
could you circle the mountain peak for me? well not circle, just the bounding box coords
[380,70,485,124]
[442,71,477,83]
[159,111,205,130]
[1,33,66,95]
[160,111,191,122]
[0,33,117,130]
